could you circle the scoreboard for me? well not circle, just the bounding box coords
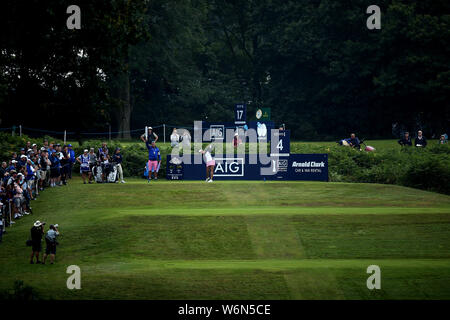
[270,130,290,157]
[234,103,246,125]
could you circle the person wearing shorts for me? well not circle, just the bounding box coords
[43,224,59,265]
[38,149,50,190]
[77,149,91,184]
[146,141,161,182]
[49,152,60,187]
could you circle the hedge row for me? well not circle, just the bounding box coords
[1,133,449,194]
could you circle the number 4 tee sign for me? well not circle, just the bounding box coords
[235,104,246,125]
[271,130,290,157]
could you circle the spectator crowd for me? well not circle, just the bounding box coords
[0,139,125,245]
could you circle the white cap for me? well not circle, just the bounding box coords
[148,126,152,130]
[34,220,41,227]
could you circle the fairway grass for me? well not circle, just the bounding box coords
[0,178,449,299]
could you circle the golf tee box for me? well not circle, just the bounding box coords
[166,154,328,181]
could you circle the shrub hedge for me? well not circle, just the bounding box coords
[1,133,449,194]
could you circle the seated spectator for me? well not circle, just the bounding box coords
[439,134,448,144]
[415,130,427,148]
[398,132,412,146]
[348,133,361,150]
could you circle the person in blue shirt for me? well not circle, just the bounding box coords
[398,132,412,147]
[348,133,361,150]
[17,155,27,171]
[43,224,60,265]
[146,141,161,182]
[67,144,76,179]
[49,152,60,187]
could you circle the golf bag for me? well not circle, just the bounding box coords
[92,162,103,183]
[106,164,118,183]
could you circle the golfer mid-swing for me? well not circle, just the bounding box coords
[199,143,215,183]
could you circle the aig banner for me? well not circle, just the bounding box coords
[166,154,328,181]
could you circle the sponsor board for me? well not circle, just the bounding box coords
[166,154,328,181]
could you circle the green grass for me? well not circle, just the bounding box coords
[1,178,450,299]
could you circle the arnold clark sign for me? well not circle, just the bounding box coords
[166,154,328,181]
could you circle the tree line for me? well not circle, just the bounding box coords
[0,0,448,140]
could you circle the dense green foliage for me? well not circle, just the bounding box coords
[1,133,449,194]
[0,1,448,139]
[0,179,449,299]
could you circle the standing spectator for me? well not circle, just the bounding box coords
[88,148,97,184]
[60,145,70,185]
[98,142,109,161]
[170,128,180,148]
[415,130,427,148]
[67,144,76,179]
[146,141,161,182]
[48,143,55,155]
[77,149,91,184]
[398,132,412,146]
[49,151,60,187]
[43,224,59,265]
[233,132,239,148]
[0,204,3,243]
[30,221,44,264]
[141,126,158,143]
[0,162,6,180]
[38,149,50,190]
[17,155,27,171]
[43,139,49,150]
[113,148,125,184]
[13,175,26,219]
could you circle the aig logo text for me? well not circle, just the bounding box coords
[214,158,244,177]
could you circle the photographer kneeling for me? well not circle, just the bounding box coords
[43,224,60,265]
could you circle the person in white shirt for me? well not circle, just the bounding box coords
[199,144,215,182]
[170,128,180,148]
